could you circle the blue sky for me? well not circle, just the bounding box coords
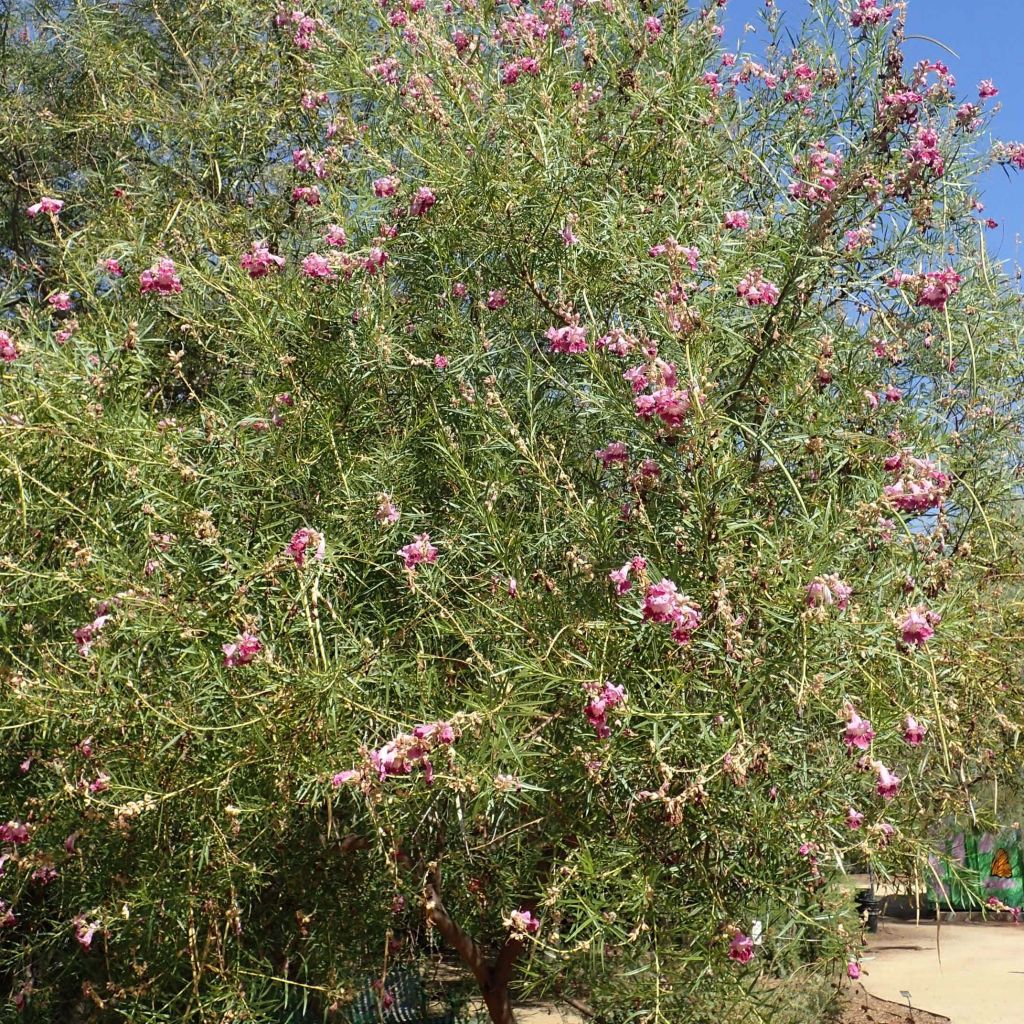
[723,0,1024,266]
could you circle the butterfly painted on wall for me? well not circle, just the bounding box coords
[991,848,1014,878]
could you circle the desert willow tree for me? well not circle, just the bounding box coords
[3,0,1024,1021]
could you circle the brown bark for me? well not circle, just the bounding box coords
[425,878,526,1024]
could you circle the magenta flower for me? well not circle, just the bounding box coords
[874,761,901,800]
[635,386,693,430]
[48,291,74,311]
[398,533,438,569]
[373,176,399,197]
[847,961,861,980]
[978,79,999,100]
[410,186,437,216]
[642,578,702,644]
[899,606,940,647]
[850,2,895,29]
[0,331,18,363]
[736,270,780,307]
[902,715,927,746]
[595,442,628,467]
[584,682,627,739]
[842,706,875,752]
[240,242,285,279]
[644,16,662,40]
[0,821,30,845]
[375,497,400,525]
[291,185,321,206]
[728,932,754,964]
[433,353,448,370]
[363,720,457,784]
[222,632,263,668]
[806,574,852,612]
[609,562,633,596]
[597,328,637,356]
[545,324,588,354]
[509,909,540,935]
[74,605,113,658]
[325,224,347,248]
[486,289,508,310]
[846,806,865,830]
[288,528,325,568]
[363,247,390,275]
[883,454,950,513]
[723,210,750,230]
[915,267,961,310]
[26,196,64,218]
[139,258,182,296]
[104,258,124,277]
[73,916,99,951]
[301,253,337,280]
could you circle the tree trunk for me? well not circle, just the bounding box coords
[482,983,517,1024]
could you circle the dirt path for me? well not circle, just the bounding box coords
[861,917,1024,1023]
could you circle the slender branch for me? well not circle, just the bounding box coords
[424,876,491,991]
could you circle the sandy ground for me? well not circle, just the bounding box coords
[862,917,1024,1024]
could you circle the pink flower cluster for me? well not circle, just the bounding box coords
[74,601,114,657]
[806,574,852,612]
[635,385,693,429]
[222,632,262,668]
[723,210,750,230]
[292,185,320,206]
[545,324,588,354]
[595,441,629,467]
[376,496,400,525]
[915,267,962,310]
[584,682,627,740]
[335,721,457,787]
[994,141,1024,171]
[883,453,950,513]
[509,908,541,935]
[287,527,325,567]
[609,555,647,596]
[642,578,702,645]
[879,89,924,124]
[0,331,18,363]
[728,932,754,964]
[139,258,182,296]
[842,704,875,751]
[501,56,541,86]
[0,820,30,845]
[736,269,780,307]
[907,125,945,178]
[301,253,338,280]
[26,196,64,218]
[788,142,843,205]
[850,1,895,27]
[874,761,901,800]
[597,329,638,357]
[903,715,927,746]
[398,533,438,569]
[899,605,940,647]
[410,186,437,216]
[240,242,285,279]
[648,237,700,270]
[275,8,321,50]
